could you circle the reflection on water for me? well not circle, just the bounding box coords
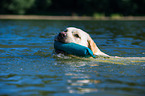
[0,20,145,96]
[66,72,100,94]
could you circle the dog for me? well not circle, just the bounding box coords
[54,27,110,57]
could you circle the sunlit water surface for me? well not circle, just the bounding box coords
[0,20,145,96]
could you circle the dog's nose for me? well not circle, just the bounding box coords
[59,32,66,37]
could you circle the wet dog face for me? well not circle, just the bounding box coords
[55,27,89,47]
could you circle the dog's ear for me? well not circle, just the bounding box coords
[87,35,100,54]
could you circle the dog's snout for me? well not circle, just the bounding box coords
[59,32,66,37]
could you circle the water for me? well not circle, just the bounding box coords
[0,20,145,96]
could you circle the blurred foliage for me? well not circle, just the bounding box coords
[0,0,145,16]
[0,0,35,14]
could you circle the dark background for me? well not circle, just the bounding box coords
[0,0,145,16]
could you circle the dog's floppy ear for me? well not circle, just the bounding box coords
[87,35,100,54]
[87,35,110,57]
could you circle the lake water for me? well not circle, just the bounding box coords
[0,20,145,96]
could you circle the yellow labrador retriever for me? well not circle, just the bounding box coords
[55,27,110,57]
[54,27,145,64]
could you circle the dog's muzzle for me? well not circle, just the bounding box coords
[56,32,67,43]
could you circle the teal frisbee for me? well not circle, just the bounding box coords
[54,41,96,58]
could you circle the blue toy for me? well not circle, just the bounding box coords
[54,41,96,58]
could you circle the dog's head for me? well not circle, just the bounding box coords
[55,27,109,57]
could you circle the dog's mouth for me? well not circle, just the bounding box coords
[56,32,67,43]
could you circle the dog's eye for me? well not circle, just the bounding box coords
[74,34,80,38]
